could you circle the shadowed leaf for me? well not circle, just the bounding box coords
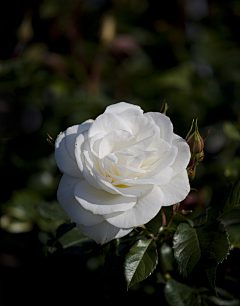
[173,221,230,293]
[124,239,158,289]
[164,278,201,306]
[173,223,201,277]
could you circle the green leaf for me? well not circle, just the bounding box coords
[224,157,240,179]
[157,62,193,92]
[173,213,194,227]
[223,122,240,142]
[216,287,236,300]
[226,223,240,249]
[197,221,230,264]
[156,272,166,284]
[160,243,174,271]
[158,226,176,243]
[202,294,240,306]
[124,239,158,289]
[2,188,43,220]
[206,266,217,296]
[50,222,76,247]
[58,226,90,248]
[193,206,212,226]
[222,178,240,215]
[220,209,240,227]
[173,223,201,277]
[164,278,201,306]
[173,221,230,293]
[35,201,70,221]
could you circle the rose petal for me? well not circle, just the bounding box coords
[171,134,191,177]
[57,174,104,226]
[141,145,178,177]
[160,170,190,206]
[105,102,143,115]
[100,157,137,182]
[99,130,136,159]
[55,129,83,179]
[114,227,133,239]
[126,115,154,137]
[88,113,132,138]
[118,147,157,168]
[75,132,102,189]
[129,131,155,151]
[145,112,173,144]
[89,131,106,157]
[74,180,137,215]
[115,163,147,177]
[76,221,133,245]
[103,185,164,228]
[117,109,144,122]
[96,175,149,197]
[112,167,173,186]
[65,122,93,160]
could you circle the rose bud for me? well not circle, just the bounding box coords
[186,119,209,179]
[186,119,204,155]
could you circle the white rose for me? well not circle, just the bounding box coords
[55,102,191,244]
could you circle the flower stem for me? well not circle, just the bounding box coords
[161,208,167,226]
[166,203,180,228]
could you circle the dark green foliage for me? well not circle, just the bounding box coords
[222,178,240,215]
[173,221,230,294]
[164,278,201,306]
[173,223,201,277]
[124,239,158,289]
[35,201,70,222]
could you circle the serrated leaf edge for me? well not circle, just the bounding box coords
[124,239,158,290]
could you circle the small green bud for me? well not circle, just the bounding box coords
[186,119,204,156]
[186,119,209,180]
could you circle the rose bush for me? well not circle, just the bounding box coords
[55,102,191,244]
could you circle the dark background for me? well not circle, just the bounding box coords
[1,0,240,305]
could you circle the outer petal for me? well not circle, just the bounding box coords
[114,227,133,239]
[171,134,191,177]
[57,174,104,226]
[55,130,82,178]
[65,121,93,160]
[103,185,164,228]
[105,102,143,115]
[160,170,190,206]
[74,180,137,215]
[75,132,102,189]
[55,122,93,178]
[145,112,173,144]
[76,221,133,245]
